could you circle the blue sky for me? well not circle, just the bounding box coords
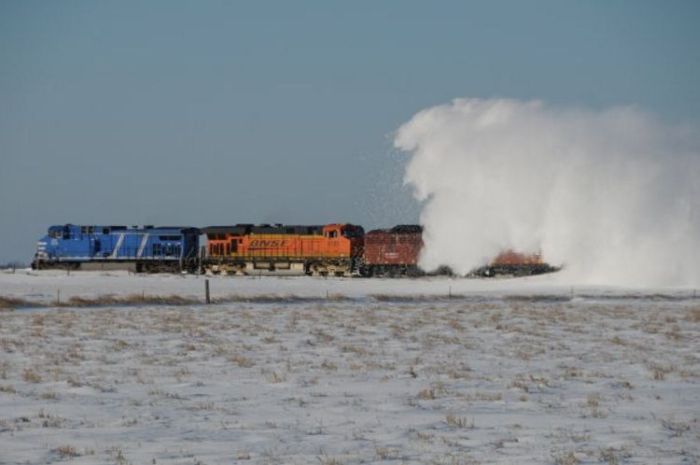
[1,1,699,262]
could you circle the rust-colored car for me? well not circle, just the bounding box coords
[361,225,425,277]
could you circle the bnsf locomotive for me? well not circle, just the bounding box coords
[203,223,364,276]
[31,223,557,277]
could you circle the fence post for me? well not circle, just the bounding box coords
[205,279,210,304]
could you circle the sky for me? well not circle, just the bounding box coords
[1,1,699,263]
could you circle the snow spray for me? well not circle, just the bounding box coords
[395,98,699,286]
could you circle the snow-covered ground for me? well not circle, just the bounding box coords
[1,270,699,464]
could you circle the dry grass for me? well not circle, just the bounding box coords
[505,294,571,303]
[2,293,202,309]
[22,368,42,383]
[648,363,674,380]
[370,293,462,302]
[2,292,357,309]
[53,445,79,458]
[215,293,351,304]
[445,414,474,429]
[317,453,344,465]
[0,296,37,310]
[230,354,255,368]
[375,447,400,460]
[65,294,199,307]
[599,447,629,465]
[686,307,700,322]
[661,418,691,437]
[553,451,580,465]
[265,370,287,383]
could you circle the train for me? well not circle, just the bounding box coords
[31,223,558,277]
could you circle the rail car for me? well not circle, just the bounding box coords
[470,250,558,277]
[361,225,425,277]
[31,224,200,272]
[202,223,365,276]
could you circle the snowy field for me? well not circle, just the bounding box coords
[1,270,699,465]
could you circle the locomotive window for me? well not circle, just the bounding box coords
[328,230,338,238]
[103,228,110,235]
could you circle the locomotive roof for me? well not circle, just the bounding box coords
[202,224,325,235]
[48,224,198,233]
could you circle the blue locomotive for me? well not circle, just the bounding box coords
[31,224,200,272]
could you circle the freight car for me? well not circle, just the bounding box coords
[202,223,365,276]
[471,250,558,277]
[361,225,425,277]
[31,224,200,272]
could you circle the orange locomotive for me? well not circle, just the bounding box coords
[202,223,364,276]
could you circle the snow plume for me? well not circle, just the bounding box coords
[395,98,700,287]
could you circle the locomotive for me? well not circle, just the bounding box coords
[202,223,364,276]
[31,223,558,277]
[32,224,199,272]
